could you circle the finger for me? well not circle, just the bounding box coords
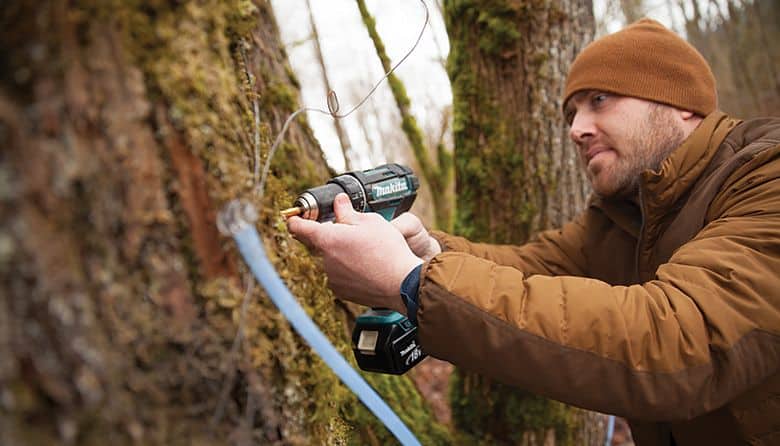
[286,216,325,247]
[333,193,361,225]
[390,212,421,238]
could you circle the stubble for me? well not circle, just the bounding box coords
[598,104,687,199]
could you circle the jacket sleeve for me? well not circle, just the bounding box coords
[418,158,780,421]
[429,210,592,277]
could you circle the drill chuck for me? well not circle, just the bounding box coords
[293,174,366,222]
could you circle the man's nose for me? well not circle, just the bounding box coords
[569,112,596,144]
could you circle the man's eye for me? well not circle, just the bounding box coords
[592,93,608,106]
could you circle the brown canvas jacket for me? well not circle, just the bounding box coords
[419,111,780,446]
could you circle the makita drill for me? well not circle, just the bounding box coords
[281,163,427,375]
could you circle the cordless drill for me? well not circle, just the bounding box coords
[281,163,427,375]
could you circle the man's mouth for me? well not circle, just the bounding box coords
[584,145,612,165]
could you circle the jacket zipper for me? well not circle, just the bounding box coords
[635,187,646,280]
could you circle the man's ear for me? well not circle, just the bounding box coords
[677,108,704,134]
[680,110,695,120]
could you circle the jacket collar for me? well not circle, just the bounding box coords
[639,110,741,213]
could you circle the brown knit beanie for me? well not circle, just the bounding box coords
[564,18,717,116]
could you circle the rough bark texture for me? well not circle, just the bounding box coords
[446,0,592,243]
[0,1,450,445]
[443,1,605,444]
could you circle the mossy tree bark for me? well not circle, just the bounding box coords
[443,1,605,444]
[0,1,450,445]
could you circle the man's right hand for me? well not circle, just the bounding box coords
[391,213,442,262]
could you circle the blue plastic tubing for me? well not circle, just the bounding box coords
[233,226,421,446]
[605,414,615,446]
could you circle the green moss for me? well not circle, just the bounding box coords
[444,0,528,57]
[450,372,576,445]
[476,10,521,55]
[387,75,412,109]
[340,371,451,445]
[262,80,297,111]
[225,0,260,37]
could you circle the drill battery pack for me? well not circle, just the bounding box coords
[352,309,426,375]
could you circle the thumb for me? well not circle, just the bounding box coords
[286,215,322,241]
[333,193,361,225]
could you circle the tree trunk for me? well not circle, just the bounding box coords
[0,1,449,444]
[619,0,645,23]
[443,1,606,444]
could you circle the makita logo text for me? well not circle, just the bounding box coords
[400,341,416,356]
[404,346,423,366]
[374,180,408,198]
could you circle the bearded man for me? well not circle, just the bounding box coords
[288,19,780,446]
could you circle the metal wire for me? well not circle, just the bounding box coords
[255,0,430,203]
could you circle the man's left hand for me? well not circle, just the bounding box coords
[286,193,423,312]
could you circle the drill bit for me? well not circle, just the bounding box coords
[280,207,302,218]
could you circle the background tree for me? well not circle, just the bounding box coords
[681,0,780,117]
[0,1,450,444]
[443,0,605,444]
[619,0,646,22]
[305,0,355,170]
[356,0,455,231]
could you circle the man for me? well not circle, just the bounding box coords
[288,19,780,446]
